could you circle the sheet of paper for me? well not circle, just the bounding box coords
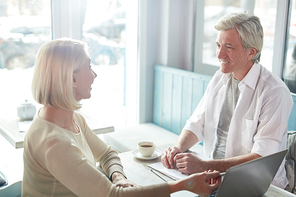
[149,162,188,180]
[148,152,210,180]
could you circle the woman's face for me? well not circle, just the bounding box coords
[73,59,97,101]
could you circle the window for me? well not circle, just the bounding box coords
[0,0,51,118]
[254,0,278,71]
[201,1,244,67]
[283,0,296,94]
[0,0,137,128]
[194,0,285,76]
[79,0,138,128]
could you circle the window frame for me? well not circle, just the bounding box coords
[51,0,86,40]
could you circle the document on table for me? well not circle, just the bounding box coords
[148,152,210,180]
[149,162,189,180]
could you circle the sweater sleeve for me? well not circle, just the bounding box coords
[110,183,171,197]
[75,113,125,179]
[44,131,171,197]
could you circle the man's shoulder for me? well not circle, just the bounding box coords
[256,64,292,103]
[258,64,287,89]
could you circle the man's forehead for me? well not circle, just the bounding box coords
[216,29,241,44]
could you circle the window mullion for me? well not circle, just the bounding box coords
[272,0,290,77]
[51,0,86,39]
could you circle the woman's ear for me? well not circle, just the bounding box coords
[73,74,77,88]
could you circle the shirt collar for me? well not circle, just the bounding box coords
[222,73,232,85]
[221,62,259,90]
[241,62,260,90]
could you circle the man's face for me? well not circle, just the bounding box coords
[215,28,256,80]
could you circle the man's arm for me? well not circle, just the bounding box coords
[175,129,199,152]
[208,153,261,172]
[174,152,261,174]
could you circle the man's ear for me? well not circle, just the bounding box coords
[248,48,257,61]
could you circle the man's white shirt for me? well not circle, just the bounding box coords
[184,62,293,188]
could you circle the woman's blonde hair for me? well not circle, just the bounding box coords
[214,12,263,63]
[32,38,90,111]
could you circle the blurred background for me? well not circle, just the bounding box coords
[0,0,295,129]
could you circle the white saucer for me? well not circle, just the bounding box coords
[132,149,162,160]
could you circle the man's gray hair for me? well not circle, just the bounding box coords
[214,12,263,62]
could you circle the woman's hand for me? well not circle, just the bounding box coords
[186,170,221,196]
[168,170,221,196]
[111,172,140,188]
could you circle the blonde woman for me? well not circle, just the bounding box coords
[22,38,221,197]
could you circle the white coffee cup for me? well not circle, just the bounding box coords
[137,141,156,157]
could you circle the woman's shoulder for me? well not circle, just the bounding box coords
[73,111,85,120]
[25,116,73,152]
[73,111,87,126]
[73,112,92,135]
[28,115,54,135]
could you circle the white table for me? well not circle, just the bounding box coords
[1,135,295,197]
[118,144,296,197]
[0,113,114,148]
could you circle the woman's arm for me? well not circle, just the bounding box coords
[169,171,221,196]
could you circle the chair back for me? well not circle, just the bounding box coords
[285,131,296,193]
[0,181,22,197]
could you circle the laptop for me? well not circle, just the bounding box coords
[215,149,288,197]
